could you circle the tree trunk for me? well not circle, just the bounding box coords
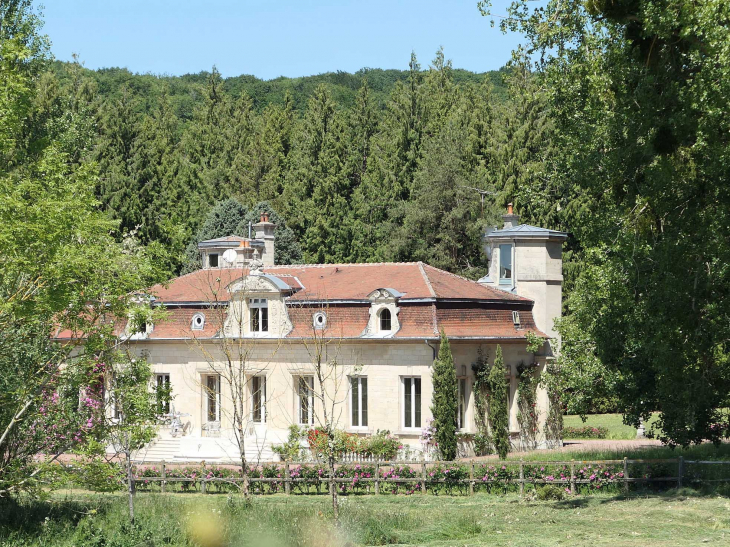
[329,453,338,521]
[125,450,135,524]
[241,456,250,499]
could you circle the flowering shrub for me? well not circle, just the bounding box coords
[57,459,686,497]
[562,426,609,439]
[304,428,401,460]
[381,465,422,495]
[476,464,517,494]
[427,464,470,495]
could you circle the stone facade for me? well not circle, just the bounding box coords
[100,208,565,462]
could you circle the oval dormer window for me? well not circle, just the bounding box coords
[313,312,327,330]
[191,312,205,331]
[379,308,392,332]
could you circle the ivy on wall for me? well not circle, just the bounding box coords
[516,363,540,450]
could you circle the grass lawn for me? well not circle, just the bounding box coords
[2,490,729,546]
[563,413,663,440]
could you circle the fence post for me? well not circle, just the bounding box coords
[623,457,629,495]
[678,456,684,489]
[200,460,206,494]
[375,461,380,495]
[519,460,524,497]
[469,461,475,496]
[570,460,575,495]
[161,461,166,494]
[285,461,291,495]
[421,462,427,494]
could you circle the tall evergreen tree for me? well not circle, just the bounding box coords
[93,87,141,234]
[488,345,510,460]
[283,85,351,263]
[431,331,458,460]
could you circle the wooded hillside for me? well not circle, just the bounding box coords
[50,52,548,278]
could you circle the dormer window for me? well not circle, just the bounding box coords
[208,253,219,268]
[379,308,392,332]
[191,313,205,331]
[499,244,512,283]
[249,298,268,332]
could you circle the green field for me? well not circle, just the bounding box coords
[563,413,663,440]
[2,490,729,547]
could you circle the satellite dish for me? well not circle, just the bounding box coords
[222,249,237,265]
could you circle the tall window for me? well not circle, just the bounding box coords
[379,308,391,331]
[499,244,513,283]
[205,374,220,423]
[350,377,368,428]
[296,376,314,425]
[251,375,266,423]
[457,378,467,430]
[209,253,219,268]
[403,377,421,429]
[155,373,171,414]
[249,298,269,332]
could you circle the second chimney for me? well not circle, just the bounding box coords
[502,202,520,229]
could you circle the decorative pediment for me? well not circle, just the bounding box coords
[362,288,402,338]
[367,288,404,302]
[227,274,289,296]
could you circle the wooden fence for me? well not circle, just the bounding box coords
[125,457,730,496]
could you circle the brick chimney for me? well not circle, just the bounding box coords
[502,202,521,229]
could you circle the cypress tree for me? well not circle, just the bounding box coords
[431,330,458,460]
[488,345,510,459]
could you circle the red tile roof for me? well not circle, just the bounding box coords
[52,263,543,342]
[149,263,529,303]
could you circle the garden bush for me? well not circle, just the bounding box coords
[563,425,609,439]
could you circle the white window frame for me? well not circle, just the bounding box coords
[499,243,513,284]
[204,374,221,424]
[379,308,392,332]
[457,377,467,430]
[208,253,219,268]
[249,298,269,333]
[295,376,314,426]
[191,312,205,331]
[349,376,368,429]
[250,375,266,424]
[402,376,422,430]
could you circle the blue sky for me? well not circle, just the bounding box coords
[36,0,525,79]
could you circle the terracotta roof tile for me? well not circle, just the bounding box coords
[149,263,529,304]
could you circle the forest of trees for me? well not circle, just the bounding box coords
[46,52,550,278]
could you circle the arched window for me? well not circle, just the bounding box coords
[191,312,205,331]
[379,308,392,331]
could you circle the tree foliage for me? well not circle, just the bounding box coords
[487,345,510,459]
[483,0,730,445]
[430,331,458,460]
[0,0,162,495]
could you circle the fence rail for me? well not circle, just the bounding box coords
[115,456,730,496]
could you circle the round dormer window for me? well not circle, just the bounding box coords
[191,313,205,331]
[313,312,327,330]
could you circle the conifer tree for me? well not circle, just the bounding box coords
[488,345,510,459]
[431,330,458,460]
[181,198,248,273]
[283,85,351,263]
[93,87,141,234]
